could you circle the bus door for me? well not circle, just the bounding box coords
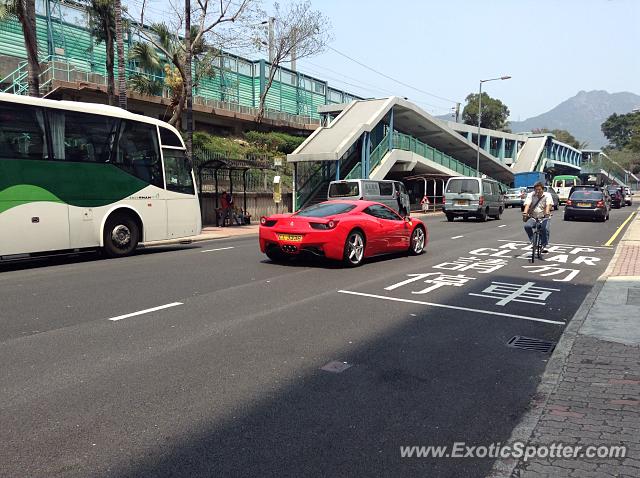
[162,148,200,238]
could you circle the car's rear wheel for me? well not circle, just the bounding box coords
[409,226,426,255]
[492,207,503,220]
[266,247,286,263]
[446,213,454,222]
[564,214,572,221]
[343,230,365,267]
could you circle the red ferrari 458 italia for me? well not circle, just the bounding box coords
[259,200,428,267]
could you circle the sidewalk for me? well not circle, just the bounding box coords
[141,224,260,247]
[492,207,640,477]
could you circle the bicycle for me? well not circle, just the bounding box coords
[529,217,544,263]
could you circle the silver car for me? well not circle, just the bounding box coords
[327,179,411,216]
[505,187,526,208]
[624,187,633,206]
[443,176,505,222]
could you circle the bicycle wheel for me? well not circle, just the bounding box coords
[531,229,539,263]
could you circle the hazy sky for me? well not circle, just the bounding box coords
[132,0,639,120]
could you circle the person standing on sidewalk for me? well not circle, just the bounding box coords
[219,190,232,227]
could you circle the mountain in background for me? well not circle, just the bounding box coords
[437,91,640,149]
[508,90,640,149]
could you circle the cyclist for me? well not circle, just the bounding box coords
[522,181,552,253]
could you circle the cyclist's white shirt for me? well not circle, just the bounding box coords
[524,192,553,219]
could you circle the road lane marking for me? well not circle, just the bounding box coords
[337,290,565,325]
[497,240,612,250]
[201,246,235,253]
[451,235,464,239]
[605,212,636,247]
[498,225,507,228]
[108,302,183,322]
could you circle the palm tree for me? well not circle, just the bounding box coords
[129,23,213,128]
[0,0,40,97]
[86,0,116,105]
[114,0,126,109]
[127,42,163,97]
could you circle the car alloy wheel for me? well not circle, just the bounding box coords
[410,227,425,255]
[344,231,365,267]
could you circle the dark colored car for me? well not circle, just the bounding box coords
[569,184,605,197]
[565,189,611,222]
[522,185,559,211]
[606,187,624,209]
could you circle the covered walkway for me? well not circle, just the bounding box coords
[287,96,514,210]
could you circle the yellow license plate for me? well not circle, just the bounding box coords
[455,200,469,206]
[278,234,303,242]
[577,203,591,207]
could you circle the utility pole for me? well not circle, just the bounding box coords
[454,102,460,123]
[268,17,275,63]
[185,0,193,162]
[115,0,127,109]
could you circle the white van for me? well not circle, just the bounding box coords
[327,179,411,216]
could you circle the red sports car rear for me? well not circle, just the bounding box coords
[259,200,427,267]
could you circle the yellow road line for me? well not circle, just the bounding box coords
[605,212,637,246]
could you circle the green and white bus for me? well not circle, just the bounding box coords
[0,93,201,259]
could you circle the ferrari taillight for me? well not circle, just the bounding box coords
[310,220,339,230]
[260,217,277,227]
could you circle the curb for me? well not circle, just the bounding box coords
[488,209,636,478]
[139,230,259,248]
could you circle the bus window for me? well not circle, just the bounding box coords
[115,120,163,188]
[163,149,195,195]
[48,109,118,163]
[159,126,183,147]
[0,103,47,160]
[565,179,575,187]
[554,180,563,188]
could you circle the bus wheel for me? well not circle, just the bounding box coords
[103,212,140,258]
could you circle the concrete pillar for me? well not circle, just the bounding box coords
[499,137,506,161]
[388,108,394,152]
[467,131,473,142]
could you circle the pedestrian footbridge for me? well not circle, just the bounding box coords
[287,97,514,210]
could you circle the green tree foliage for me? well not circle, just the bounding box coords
[193,130,305,159]
[601,111,640,151]
[532,128,587,149]
[462,92,510,131]
[243,131,305,154]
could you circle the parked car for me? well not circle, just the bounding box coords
[327,179,411,216]
[606,186,624,209]
[564,189,610,221]
[505,187,527,208]
[443,176,505,222]
[259,200,427,267]
[522,185,559,211]
[624,187,633,206]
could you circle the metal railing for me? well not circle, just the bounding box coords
[344,162,362,180]
[296,161,336,208]
[391,131,478,177]
[1,55,322,127]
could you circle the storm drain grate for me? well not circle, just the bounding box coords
[507,336,556,354]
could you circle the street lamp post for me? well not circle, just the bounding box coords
[476,76,511,177]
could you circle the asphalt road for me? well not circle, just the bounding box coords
[0,206,634,478]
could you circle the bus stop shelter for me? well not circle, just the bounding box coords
[197,156,272,226]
